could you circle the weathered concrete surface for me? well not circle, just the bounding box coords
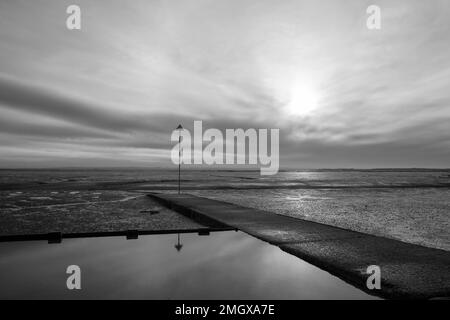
[281,237,450,299]
[148,193,450,299]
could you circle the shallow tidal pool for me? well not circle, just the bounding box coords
[0,230,377,299]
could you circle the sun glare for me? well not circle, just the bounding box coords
[285,82,320,116]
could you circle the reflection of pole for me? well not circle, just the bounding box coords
[174,233,183,252]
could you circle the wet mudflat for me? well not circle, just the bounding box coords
[0,191,202,235]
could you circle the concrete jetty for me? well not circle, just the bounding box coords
[148,193,450,299]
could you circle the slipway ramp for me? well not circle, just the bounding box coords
[147,193,450,299]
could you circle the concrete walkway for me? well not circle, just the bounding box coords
[148,193,450,299]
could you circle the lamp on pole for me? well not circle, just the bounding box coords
[176,124,183,194]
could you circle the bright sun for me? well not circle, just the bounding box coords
[285,82,320,116]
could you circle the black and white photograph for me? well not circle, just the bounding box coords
[0,0,449,308]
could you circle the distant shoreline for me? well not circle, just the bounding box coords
[1,167,449,172]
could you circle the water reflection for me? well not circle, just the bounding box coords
[0,231,378,299]
[174,233,183,252]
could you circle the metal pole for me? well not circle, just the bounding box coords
[178,133,181,194]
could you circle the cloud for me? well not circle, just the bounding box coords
[0,0,449,168]
[0,75,155,133]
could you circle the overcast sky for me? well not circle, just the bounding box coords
[0,0,449,168]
